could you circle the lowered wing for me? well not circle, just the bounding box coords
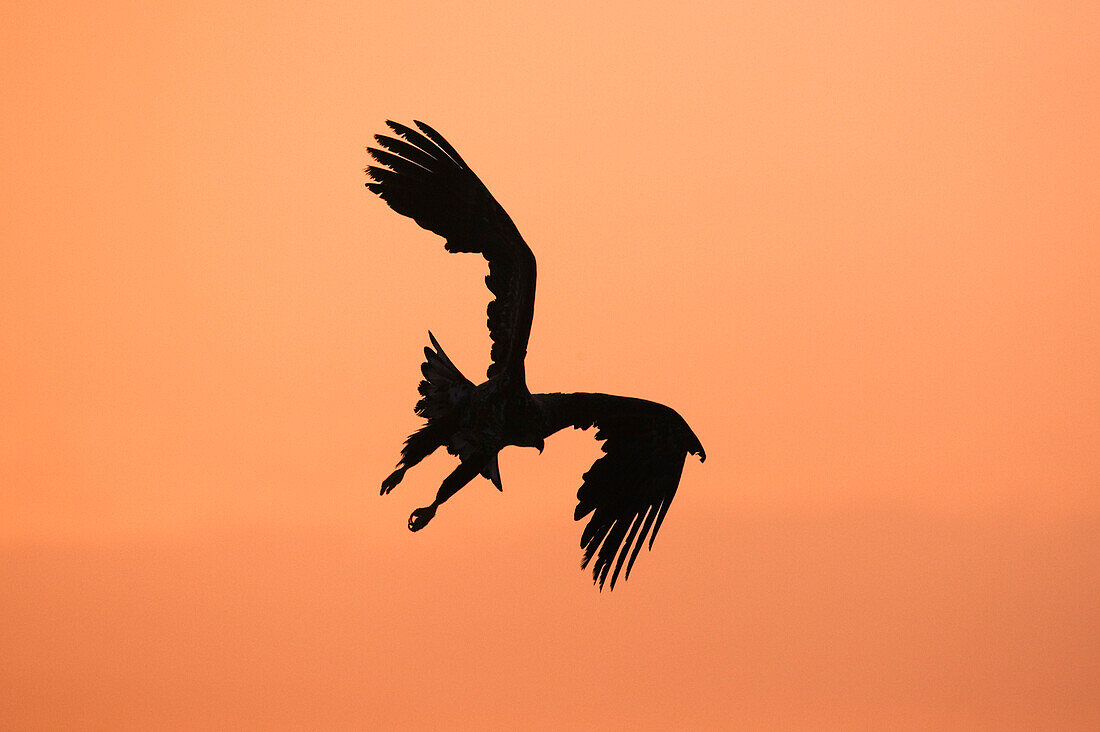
[535,392,706,590]
[366,120,536,381]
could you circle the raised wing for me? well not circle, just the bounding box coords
[534,392,706,590]
[366,121,536,380]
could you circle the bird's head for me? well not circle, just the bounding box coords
[520,398,546,453]
[516,433,544,454]
[510,410,546,452]
[686,428,706,463]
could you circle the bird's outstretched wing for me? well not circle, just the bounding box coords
[534,392,706,590]
[366,121,536,380]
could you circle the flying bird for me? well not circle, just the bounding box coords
[366,121,705,589]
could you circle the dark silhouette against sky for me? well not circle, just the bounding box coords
[367,121,705,589]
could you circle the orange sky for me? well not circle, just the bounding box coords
[2,1,1098,729]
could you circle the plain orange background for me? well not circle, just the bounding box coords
[2,1,1098,729]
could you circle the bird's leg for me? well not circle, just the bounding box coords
[382,421,449,495]
[408,455,487,532]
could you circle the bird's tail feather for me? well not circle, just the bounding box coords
[415,331,473,420]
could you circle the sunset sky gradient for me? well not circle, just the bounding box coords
[2,1,1098,729]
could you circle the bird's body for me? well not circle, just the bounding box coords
[368,121,704,589]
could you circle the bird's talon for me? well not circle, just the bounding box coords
[408,506,436,532]
[381,468,405,495]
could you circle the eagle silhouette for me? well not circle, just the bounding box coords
[367,121,705,589]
